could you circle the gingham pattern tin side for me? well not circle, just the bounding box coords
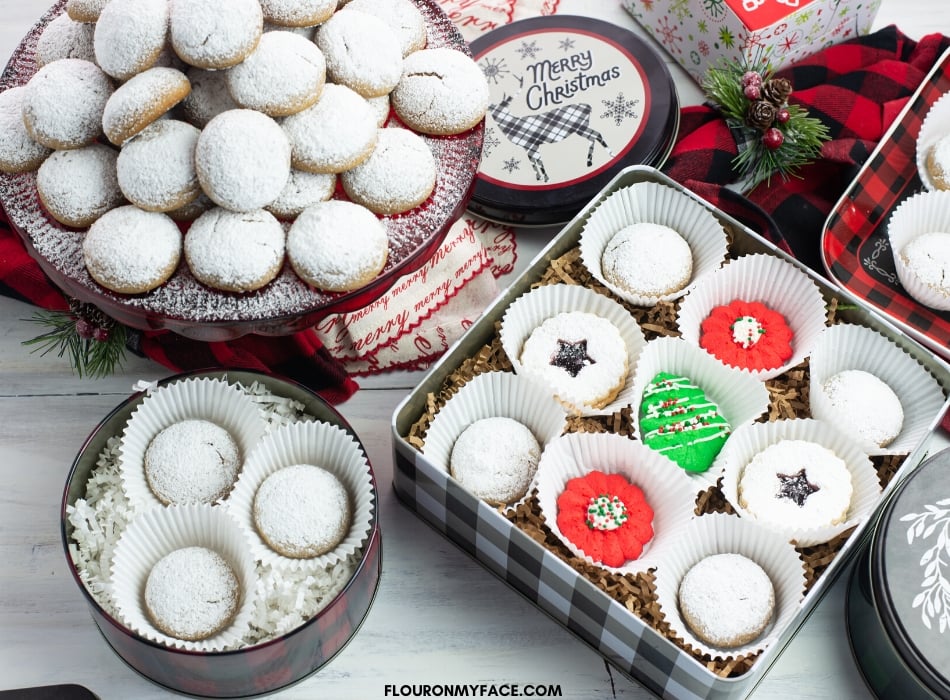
[392,441,753,700]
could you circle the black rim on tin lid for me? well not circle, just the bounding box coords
[869,447,950,697]
[468,15,679,227]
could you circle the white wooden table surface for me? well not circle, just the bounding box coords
[0,1,946,698]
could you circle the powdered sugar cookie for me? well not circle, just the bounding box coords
[167,192,214,222]
[266,169,336,219]
[66,0,111,23]
[37,143,124,227]
[226,31,326,117]
[169,0,263,70]
[259,0,336,27]
[315,9,402,98]
[35,13,96,66]
[341,127,435,215]
[0,87,52,173]
[185,207,286,292]
[367,94,391,127]
[102,67,191,145]
[346,0,426,56]
[22,58,113,150]
[287,199,388,292]
[93,0,169,80]
[117,119,201,212]
[391,48,490,136]
[83,205,182,293]
[195,108,292,212]
[179,67,239,128]
[282,83,377,174]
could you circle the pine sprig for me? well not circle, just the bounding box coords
[22,304,128,378]
[702,56,830,189]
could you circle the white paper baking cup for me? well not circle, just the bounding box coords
[119,377,268,512]
[718,419,882,547]
[578,180,729,305]
[629,336,770,489]
[677,253,828,380]
[652,513,806,661]
[886,190,950,311]
[109,503,259,652]
[916,91,950,192]
[226,420,375,573]
[809,323,947,455]
[499,283,647,416]
[535,431,701,575]
[422,371,567,511]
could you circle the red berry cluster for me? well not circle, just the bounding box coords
[69,299,113,343]
[741,70,791,151]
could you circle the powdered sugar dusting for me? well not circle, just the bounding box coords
[341,127,435,214]
[35,13,96,66]
[65,380,364,648]
[0,0,483,335]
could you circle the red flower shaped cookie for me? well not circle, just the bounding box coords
[555,470,654,568]
[700,299,793,371]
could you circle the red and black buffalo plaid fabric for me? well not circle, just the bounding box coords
[0,26,946,406]
[662,25,950,274]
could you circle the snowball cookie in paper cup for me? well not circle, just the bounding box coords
[652,513,805,660]
[677,253,828,381]
[226,420,374,573]
[718,419,882,547]
[118,376,267,512]
[109,503,258,652]
[535,431,700,575]
[630,336,770,489]
[423,371,567,510]
[578,180,728,306]
[916,91,950,191]
[886,189,950,311]
[499,283,646,416]
[809,323,946,456]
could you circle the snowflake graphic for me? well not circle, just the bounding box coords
[795,9,813,25]
[701,0,726,20]
[741,30,769,53]
[779,31,803,54]
[482,128,502,159]
[642,0,654,11]
[601,93,640,126]
[480,56,510,85]
[697,19,708,34]
[502,157,521,173]
[516,40,541,60]
[656,16,684,48]
[669,0,691,22]
[558,37,575,52]
[719,26,736,49]
[698,40,710,57]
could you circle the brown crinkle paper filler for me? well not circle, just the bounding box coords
[405,245,908,679]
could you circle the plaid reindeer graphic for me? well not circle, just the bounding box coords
[488,76,612,182]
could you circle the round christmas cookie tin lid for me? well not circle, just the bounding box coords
[468,15,679,227]
[871,446,950,697]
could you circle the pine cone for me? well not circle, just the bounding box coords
[761,77,792,107]
[746,99,777,131]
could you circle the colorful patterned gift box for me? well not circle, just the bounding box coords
[622,0,882,83]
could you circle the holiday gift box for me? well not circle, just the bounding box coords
[391,164,950,699]
[622,0,882,84]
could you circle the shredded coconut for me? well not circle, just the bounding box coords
[66,381,359,649]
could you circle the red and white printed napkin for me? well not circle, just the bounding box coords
[314,215,518,375]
